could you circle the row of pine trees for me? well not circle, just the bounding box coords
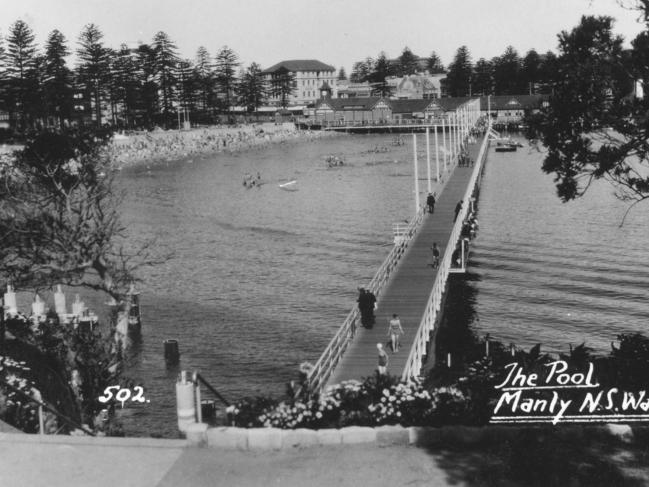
[0,20,283,132]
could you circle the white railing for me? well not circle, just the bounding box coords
[306,207,426,393]
[401,125,491,382]
[308,102,484,392]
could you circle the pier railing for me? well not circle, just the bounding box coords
[400,128,491,382]
[306,207,426,393]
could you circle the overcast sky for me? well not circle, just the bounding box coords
[2,0,646,73]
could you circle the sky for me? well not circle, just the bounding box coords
[1,0,647,73]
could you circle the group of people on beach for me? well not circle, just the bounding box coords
[105,124,332,168]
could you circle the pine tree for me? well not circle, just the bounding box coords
[77,24,111,127]
[214,46,240,114]
[472,58,493,96]
[194,46,215,115]
[369,51,393,97]
[398,47,419,76]
[269,66,295,109]
[152,31,179,127]
[446,46,473,97]
[427,51,445,74]
[5,20,38,129]
[492,46,523,95]
[337,67,347,81]
[43,29,73,127]
[521,49,542,95]
[237,62,267,112]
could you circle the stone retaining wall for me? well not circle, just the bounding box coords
[183,423,636,450]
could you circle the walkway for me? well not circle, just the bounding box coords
[327,139,483,385]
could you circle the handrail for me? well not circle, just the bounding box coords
[3,380,95,436]
[308,100,483,392]
[401,120,491,382]
[193,371,230,407]
[306,208,425,393]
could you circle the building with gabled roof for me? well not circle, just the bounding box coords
[313,96,477,123]
[479,95,548,123]
[262,59,337,106]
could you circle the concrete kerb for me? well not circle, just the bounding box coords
[198,423,647,451]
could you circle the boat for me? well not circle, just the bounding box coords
[495,143,517,152]
[279,180,298,191]
[494,139,523,152]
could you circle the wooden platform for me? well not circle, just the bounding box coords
[327,140,483,386]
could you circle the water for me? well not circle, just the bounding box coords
[56,131,649,437]
[469,138,649,355]
[112,134,429,436]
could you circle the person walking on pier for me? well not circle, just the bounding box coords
[454,200,463,222]
[357,288,376,328]
[388,314,404,353]
[377,343,389,375]
[426,192,436,214]
[430,243,440,269]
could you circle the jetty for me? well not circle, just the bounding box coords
[307,99,490,391]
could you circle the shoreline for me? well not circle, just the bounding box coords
[106,123,339,169]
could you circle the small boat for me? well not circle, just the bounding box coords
[494,139,523,152]
[495,143,517,152]
[279,180,298,191]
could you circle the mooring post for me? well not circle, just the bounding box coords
[176,370,197,433]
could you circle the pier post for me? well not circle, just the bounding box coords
[442,119,447,171]
[425,127,431,193]
[413,133,420,213]
[434,126,440,182]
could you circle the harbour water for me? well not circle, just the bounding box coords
[57,132,649,437]
[113,134,425,437]
[468,138,649,354]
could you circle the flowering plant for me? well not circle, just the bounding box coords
[227,373,470,429]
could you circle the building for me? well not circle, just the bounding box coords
[480,95,548,124]
[387,73,446,99]
[313,96,473,124]
[336,81,373,98]
[262,60,337,106]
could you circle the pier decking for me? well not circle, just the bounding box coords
[326,139,484,386]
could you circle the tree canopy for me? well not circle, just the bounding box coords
[0,129,150,297]
[525,14,648,209]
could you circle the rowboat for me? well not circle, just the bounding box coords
[279,180,298,191]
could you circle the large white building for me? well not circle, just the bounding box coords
[262,60,337,106]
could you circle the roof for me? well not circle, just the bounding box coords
[479,95,548,110]
[389,99,431,113]
[262,60,335,74]
[315,97,386,111]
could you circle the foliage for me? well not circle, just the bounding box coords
[269,67,296,109]
[472,58,493,96]
[237,63,267,112]
[446,46,473,97]
[214,46,240,112]
[227,374,467,429]
[152,31,179,125]
[397,47,419,76]
[0,128,153,297]
[76,24,111,127]
[0,356,49,433]
[492,46,523,95]
[525,14,648,206]
[427,51,445,74]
